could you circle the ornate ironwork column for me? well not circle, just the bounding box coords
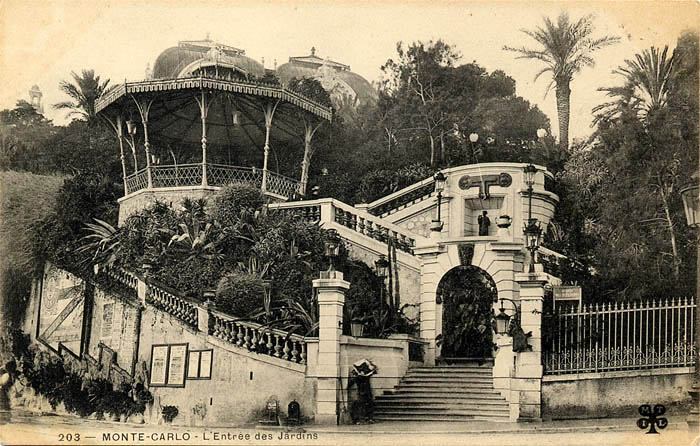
[300,117,324,197]
[261,99,281,193]
[132,96,154,189]
[194,89,213,187]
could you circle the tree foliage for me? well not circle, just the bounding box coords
[505,12,619,149]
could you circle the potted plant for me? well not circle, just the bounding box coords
[496,215,512,228]
[161,405,179,424]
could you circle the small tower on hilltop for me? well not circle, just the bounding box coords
[28,85,43,114]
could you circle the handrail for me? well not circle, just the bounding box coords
[365,176,436,217]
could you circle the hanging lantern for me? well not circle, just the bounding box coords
[126,119,137,135]
[494,308,512,335]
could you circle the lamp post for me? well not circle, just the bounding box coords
[523,164,541,273]
[680,171,699,434]
[375,255,390,306]
[469,133,479,164]
[323,229,341,272]
[431,171,447,232]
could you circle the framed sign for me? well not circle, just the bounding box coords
[187,351,200,379]
[187,349,213,380]
[167,344,188,387]
[149,345,169,387]
[553,286,582,311]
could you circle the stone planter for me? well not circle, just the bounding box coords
[496,216,512,228]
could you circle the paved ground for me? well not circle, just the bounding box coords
[1,409,698,446]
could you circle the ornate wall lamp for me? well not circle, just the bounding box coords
[494,298,520,335]
[430,171,447,232]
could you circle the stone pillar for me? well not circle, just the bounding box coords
[510,272,547,421]
[493,334,514,401]
[137,277,147,308]
[197,301,210,334]
[313,270,349,425]
[414,241,447,366]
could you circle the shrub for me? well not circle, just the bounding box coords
[212,182,264,228]
[216,272,265,317]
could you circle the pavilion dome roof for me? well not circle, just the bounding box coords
[152,39,266,80]
[277,47,377,109]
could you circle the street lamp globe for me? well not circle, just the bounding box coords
[374,255,390,279]
[469,133,479,143]
[537,128,548,139]
[433,171,447,193]
[523,164,537,188]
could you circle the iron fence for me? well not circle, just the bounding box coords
[543,297,697,375]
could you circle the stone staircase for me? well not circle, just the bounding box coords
[374,360,510,422]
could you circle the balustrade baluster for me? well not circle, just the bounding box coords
[244,327,252,350]
[291,341,299,362]
[300,342,307,365]
[266,332,274,356]
[358,217,365,234]
[237,324,245,346]
[250,329,258,351]
[283,339,291,360]
[274,335,283,357]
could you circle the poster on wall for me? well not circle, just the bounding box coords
[167,343,188,387]
[200,350,212,379]
[149,345,169,386]
[187,351,200,379]
[186,349,213,380]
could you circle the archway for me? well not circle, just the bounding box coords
[436,265,497,359]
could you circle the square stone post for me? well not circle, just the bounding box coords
[414,237,446,367]
[510,272,547,421]
[313,271,349,425]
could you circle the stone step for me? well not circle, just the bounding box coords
[388,386,501,395]
[402,374,493,382]
[409,367,492,373]
[375,397,508,407]
[374,414,510,422]
[398,380,494,388]
[374,408,510,417]
[380,391,505,399]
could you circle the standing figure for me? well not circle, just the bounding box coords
[478,211,490,236]
[348,359,377,424]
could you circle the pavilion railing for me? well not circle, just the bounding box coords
[151,164,202,188]
[543,297,697,375]
[125,168,148,195]
[266,170,301,198]
[123,163,300,199]
[207,164,262,188]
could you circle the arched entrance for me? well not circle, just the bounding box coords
[436,266,497,359]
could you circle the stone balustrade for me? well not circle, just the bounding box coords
[145,284,198,328]
[103,266,139,290]
[208,309,307,364]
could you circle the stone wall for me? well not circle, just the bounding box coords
[118,187,220,225]
[542,368,694,419]
[89,287,140,373]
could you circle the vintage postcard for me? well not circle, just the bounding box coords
[0,1,698,445]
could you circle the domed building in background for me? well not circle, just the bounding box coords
[152,39,266,81]
[277,47,377,112]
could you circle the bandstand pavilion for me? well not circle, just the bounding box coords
[95,39,333,224]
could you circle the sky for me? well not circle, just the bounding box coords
[0,0,698,142]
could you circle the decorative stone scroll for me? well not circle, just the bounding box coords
[458,173,512,199]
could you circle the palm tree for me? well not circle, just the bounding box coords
[504,13,619,149]
[593,46,675,124]
[54,69,110,124]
